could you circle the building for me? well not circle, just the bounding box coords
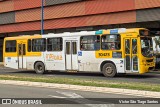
[0,0,160,62]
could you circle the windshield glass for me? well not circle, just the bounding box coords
[141,37,153,57]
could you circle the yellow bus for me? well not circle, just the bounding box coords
[3,28,155,77]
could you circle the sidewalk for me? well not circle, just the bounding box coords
[0,80,160,98]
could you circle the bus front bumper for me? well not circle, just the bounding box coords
[139,62,155,74]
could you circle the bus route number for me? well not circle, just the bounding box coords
[99,53,110,57]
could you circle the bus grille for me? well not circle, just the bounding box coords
[146,59,153,62]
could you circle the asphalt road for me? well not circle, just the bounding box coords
[0,67,160,84]
[0,84,159,107]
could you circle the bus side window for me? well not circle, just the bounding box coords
[23,44,26,55]
[72,42,77,54]
[5,40,16,52]
[18,44,26,55]
[32,38,46,52]
[18,45,22,55]
[47,37,63,51]
[80,35,100,51]
[66,42,70,54]
[132,39,137,54]
[28,39,32,52]
[125,40,130,54]
[101,34,121,50]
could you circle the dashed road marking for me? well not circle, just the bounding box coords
[56,91,115,107]
[48,95,66,98]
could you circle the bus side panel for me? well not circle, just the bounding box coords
[26,58,34,70]
[26,53,45,70]
[97,59,125,73]
[111,59,125,73]
[78,51,100,72]
[44,51,65,71]
[78,50,125,73]
[4,56,18,69]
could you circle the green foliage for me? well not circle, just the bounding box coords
[154,37,160,47]
[0,75,160,92]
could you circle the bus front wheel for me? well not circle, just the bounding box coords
[102,63,117,77]
[35,62,46,74]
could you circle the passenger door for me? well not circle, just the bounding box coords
[124,38,138,72]
[65,41,78,70]
[17,41,27,69]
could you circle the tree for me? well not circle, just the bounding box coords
[154,37,160,54]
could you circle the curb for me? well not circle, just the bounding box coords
[0,80,160,98]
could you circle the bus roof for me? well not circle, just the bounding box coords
[95,28,148,35]
[4,28,148,40]
[4,31,96,40]
[43,31,95,38]
[4,34,42,40]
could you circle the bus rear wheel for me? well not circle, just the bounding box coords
[102,63,117,77]
[35,62,46,74]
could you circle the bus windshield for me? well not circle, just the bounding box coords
[141,37,153,58]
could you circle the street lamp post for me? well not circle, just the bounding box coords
[41,0,44,35]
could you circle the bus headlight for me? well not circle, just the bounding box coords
[112,52,122,58]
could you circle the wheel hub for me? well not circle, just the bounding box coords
[38,65,42,71]
[106,66,113,74]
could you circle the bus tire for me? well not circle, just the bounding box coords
[102,63,117,77]
[34,62,46,74]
